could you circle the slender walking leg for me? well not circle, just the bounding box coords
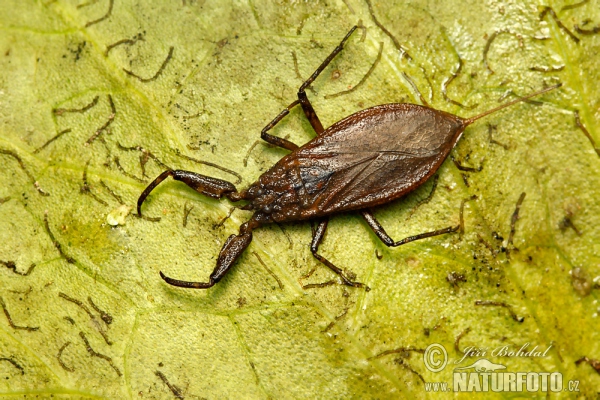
[310,218,368,289]
[360,209,459,247]
[261,100,301,151]
[261,25,358,146]
[297,26,357,135]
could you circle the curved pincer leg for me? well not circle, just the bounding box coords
[160,220,259,289]
[137,169,244,216]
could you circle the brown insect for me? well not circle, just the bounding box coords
[138,26,561,290]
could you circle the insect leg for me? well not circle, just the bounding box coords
[261,99,301,151]
[361,209,459,247]
[261,26,357,144]
[310,218,368,289]
[160,219,259,289]
[297,26,358,135]
[137,170,245,216]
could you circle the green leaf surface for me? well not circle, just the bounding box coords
[1,0,599,398]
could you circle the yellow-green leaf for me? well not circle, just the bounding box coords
[1,0,599,398]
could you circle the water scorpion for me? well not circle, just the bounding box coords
[137,26,561,290]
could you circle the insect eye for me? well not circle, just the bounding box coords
[262,204,273,214]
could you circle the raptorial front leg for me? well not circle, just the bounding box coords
[161,219,259,289]
[137,169,244,216]
[360,209,459,247]
[309,218,368,290]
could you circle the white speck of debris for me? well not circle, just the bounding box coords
[107,204,133,226]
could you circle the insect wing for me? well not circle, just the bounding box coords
[294,104,465,214]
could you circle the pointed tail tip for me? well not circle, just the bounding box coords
[464,81,563,125]
[544,82,563,93]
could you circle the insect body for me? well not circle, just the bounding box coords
[138,26,561,290]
